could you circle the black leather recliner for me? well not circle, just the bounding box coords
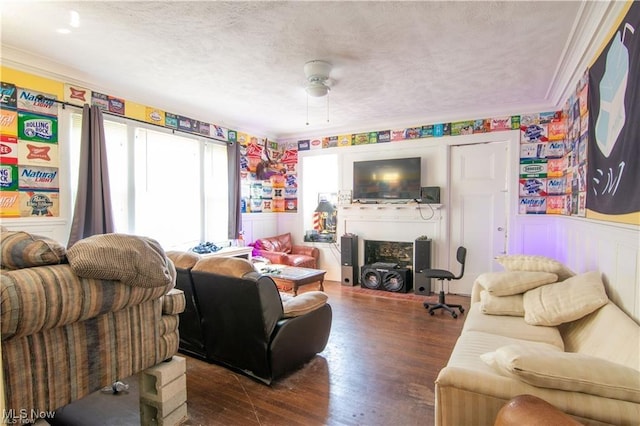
[167,252,332,384]
[166,251,208,359]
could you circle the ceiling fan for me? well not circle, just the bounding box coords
[304,60,332,97]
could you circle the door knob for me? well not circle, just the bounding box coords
[497,227,504,231]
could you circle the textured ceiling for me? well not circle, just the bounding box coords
[1,1,587,139]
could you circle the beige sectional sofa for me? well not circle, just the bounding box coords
[434,255,640,426]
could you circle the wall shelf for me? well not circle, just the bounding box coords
[341,203,442,210]
[338,203,442,226]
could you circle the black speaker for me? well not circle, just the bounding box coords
[361,265,412,293]
[413,237,432,296]
[381,268,412,293]
[341,234,358,286]
[420,186,440,204]
[360,265,382,289]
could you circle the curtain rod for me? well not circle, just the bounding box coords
[37,95,233,145]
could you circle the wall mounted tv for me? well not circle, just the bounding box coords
[353,157,422,201]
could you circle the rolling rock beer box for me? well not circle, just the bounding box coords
[1,83,61,218]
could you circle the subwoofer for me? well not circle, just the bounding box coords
[413,237,432,296]
[360,265,383,289]
[341,234,358,286]
[381,268,412,293]
[361,265,412,293]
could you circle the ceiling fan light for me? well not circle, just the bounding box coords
[305,83,329,97]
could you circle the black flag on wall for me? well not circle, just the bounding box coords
[587,2,640,220]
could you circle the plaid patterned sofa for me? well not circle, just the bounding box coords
[1,230,185,423]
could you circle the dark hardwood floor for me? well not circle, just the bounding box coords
[182,280,470,426]
[46,280,469,426]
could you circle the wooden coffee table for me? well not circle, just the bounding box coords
[260,265,326,296]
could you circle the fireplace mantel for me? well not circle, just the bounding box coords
[337,203,444,269]
[341,203,442,211]
[338,203,442,224]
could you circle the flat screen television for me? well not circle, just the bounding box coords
[353,157,422,201]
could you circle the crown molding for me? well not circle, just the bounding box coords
[546,0,630,108]
[1,45,112,95]
[1,45,278,140]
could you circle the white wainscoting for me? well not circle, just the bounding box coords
[513,215,639,322]
[304,242,341,281]
[241,212,280,244]
[559,218,639,323]
[1,219,70,245]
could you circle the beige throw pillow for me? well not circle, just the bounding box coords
[489,344,640,403]
[495,254,575,281]
[523,271,608,326]
[480,341,563,378]
[480,291,524,316]
[282,291,328,318]
[477,271,558,296]
[67,233,174,288]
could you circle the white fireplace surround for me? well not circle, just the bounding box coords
[340,203,442,269]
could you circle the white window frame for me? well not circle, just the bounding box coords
[67,111,229,250]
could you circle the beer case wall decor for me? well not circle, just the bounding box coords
[1,82,60,218]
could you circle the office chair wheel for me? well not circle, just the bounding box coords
[429,311,435,316]
[459,307,465,314]
[451,312,458,318]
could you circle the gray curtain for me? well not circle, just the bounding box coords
[68,104,115,247]
[227,141,241,239]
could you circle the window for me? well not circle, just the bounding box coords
[302,154,338,242]
[203,142,229,242]
[69,113,228,250]
[134,128,202,248]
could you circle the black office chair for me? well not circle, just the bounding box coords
[423,246,466,318]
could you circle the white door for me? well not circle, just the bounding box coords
[449,141,508,295]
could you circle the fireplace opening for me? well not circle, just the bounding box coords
[363,239,414,268]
